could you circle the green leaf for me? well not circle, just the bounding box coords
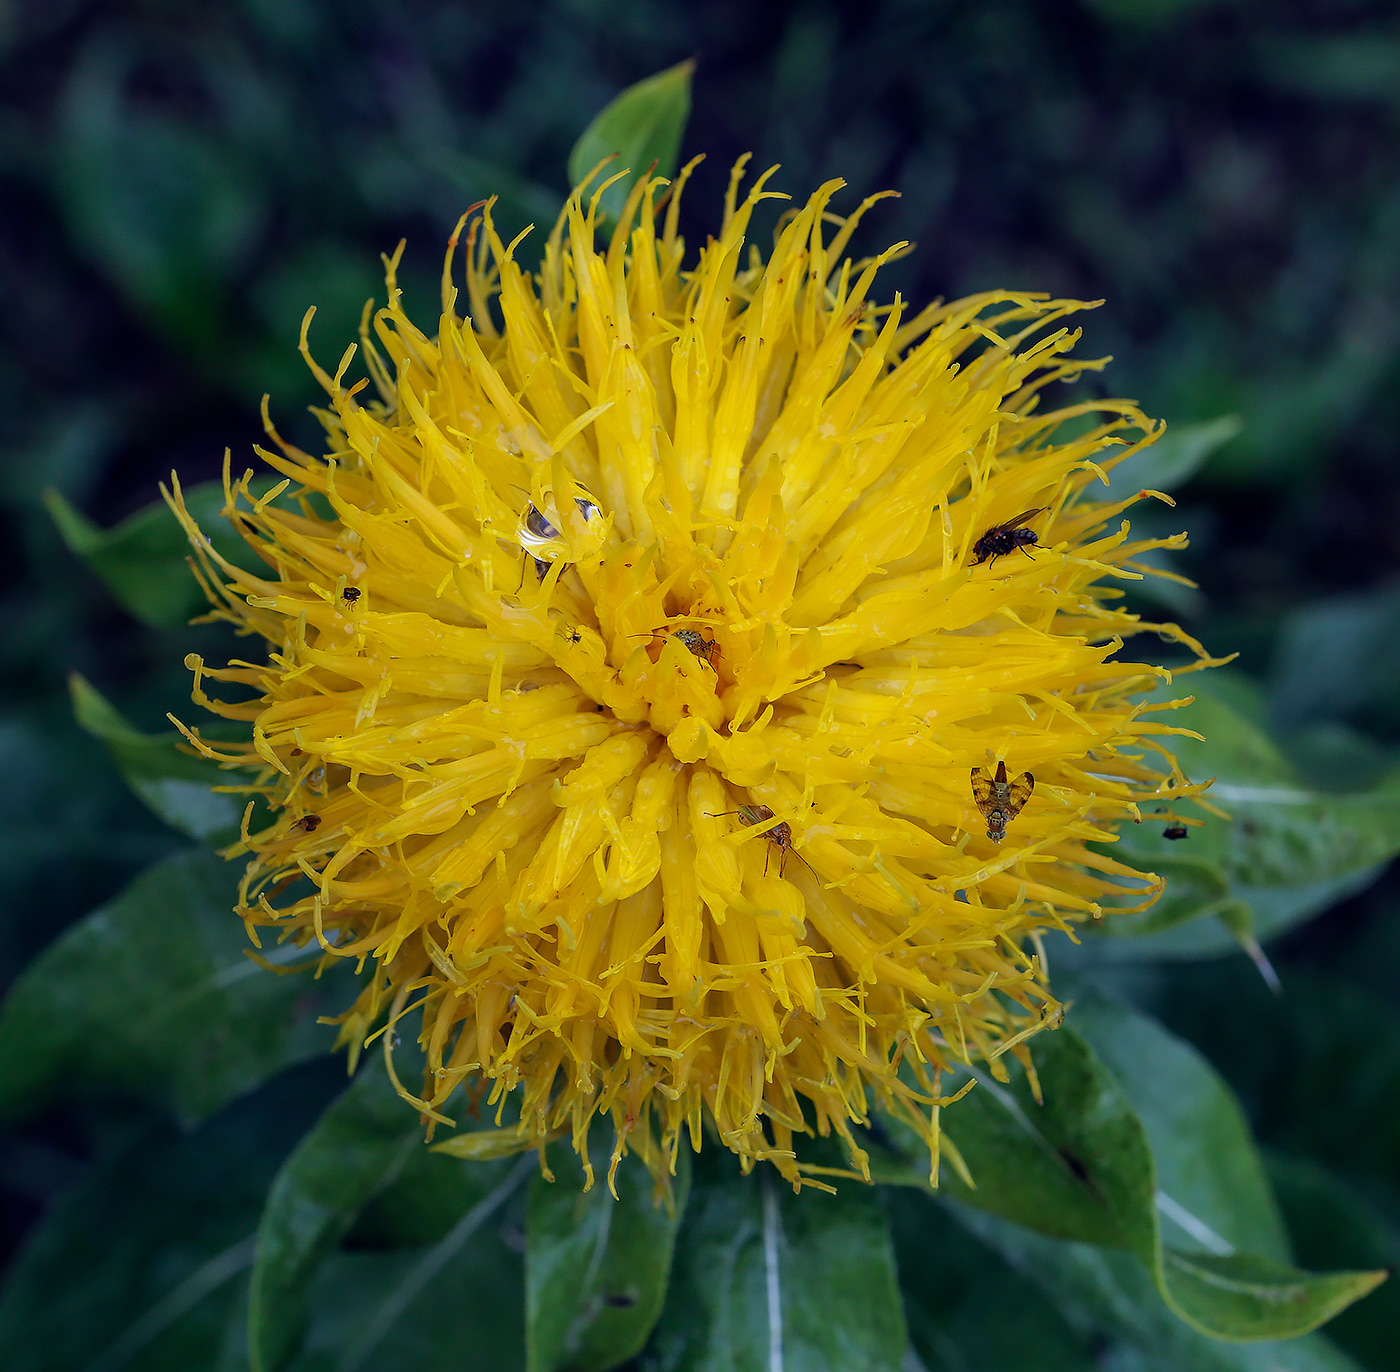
[932,1023,1157,1250]
[286,1157,533,1372]
[253,1061,565,1369]
[1091,681,1400,958]
[0,848,346,1125]
[1069,990,1291,1260]
[1163,1250,1384,1345]
[953,1205,1370,1372]
[643,1146,905,1372]
[249,1061,450,1372]
[69,673,245,843]
[567,61,694,227]
[889,1190,1104,1371]
[44,480,266,630]
[350,1133,525,1248]
[879,1007,1384,1340]
[1110,414,1242,493]
[527,1145,689,1372]
[0,1073,329,1372]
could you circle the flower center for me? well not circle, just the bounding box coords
[510,496,813,776]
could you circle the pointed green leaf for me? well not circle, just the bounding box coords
[0,848,346,1125]
[1162,1249,1384,1344]
[1074,994,1385,1337]
[567,61,694,227]
[527,1145,689,1372]
[953,1204,1370,1372]
[894,1187,1373,1371]
[644,1147,905,1372]
[69,673,245,842]
[879,1006,1385,1341]
[45,479,268,630]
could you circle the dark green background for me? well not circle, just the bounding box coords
[3,0,1400,1365]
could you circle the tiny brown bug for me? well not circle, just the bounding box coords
[707,803,816,879]
[294,814,322,833]
[637,626,720,669]
[1163,824,1188,840]
[341,587,361,604]
[671,627,719,668]
[971,509,1046,567]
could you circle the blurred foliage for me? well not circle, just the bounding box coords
[4,0,1400,1368]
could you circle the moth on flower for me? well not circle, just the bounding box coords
[167,158,1218,1194]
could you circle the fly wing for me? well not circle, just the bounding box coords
[1003,771,1035,819]
[1004,508,1046,531]
[970,767,995,814]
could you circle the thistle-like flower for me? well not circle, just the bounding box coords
[170,161,1208,1191]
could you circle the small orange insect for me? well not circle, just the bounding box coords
[970,761,1034,843]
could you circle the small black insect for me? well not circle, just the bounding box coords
[294,814,322,833]
[971,508,1046,566]
[341,586,361,604]
[1163,825,1188,841]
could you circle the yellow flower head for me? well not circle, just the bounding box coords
[170,160,1208,1192]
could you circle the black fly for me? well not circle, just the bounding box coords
[971,509,1046,566]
